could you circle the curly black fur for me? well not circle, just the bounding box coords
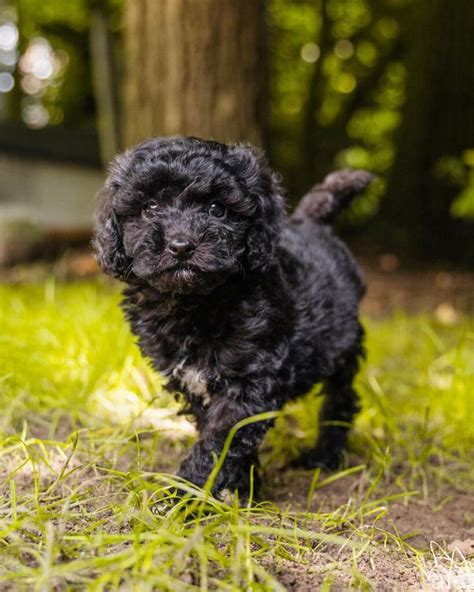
[93,136,373,500]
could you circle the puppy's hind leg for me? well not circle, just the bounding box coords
[294,355,361,470]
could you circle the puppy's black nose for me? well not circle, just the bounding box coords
[168,237,196,258]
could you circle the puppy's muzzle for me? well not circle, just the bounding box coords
[167,237,196,260]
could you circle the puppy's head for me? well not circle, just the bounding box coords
[93,137,285,294]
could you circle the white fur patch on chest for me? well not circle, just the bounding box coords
[172,361,211,405]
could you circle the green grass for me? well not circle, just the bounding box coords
[0,280,473,590]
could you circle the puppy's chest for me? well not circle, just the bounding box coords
[152,329,221,404]
[151,336,217,403]
[160,333,240,406]
[132,300,258,402]
[171,360,213,405]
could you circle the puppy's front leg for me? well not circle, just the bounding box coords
[177,385,278,499]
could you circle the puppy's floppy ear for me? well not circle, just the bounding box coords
[92,156,133,280]
[227,145,286,272]
[245,190,284,272]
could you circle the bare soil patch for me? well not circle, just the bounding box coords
[359,256,474,316]
[267,469,473,590]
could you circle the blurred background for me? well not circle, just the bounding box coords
[0,0,473,290]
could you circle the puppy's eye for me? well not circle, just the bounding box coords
[144,200,159,211]
[208,201,226,218]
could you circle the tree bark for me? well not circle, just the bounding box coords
[123,0,265,148]
[377,0,474,259]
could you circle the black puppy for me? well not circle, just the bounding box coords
[93,137,373,500]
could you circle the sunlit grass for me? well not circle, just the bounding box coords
[0,280,473,590]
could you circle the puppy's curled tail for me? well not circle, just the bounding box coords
[293,169,374,224]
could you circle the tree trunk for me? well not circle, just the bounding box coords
[377,0,474,260]
[123,0,265,148]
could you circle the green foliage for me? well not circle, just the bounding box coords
[268,0,406,222]
[0,281,473,589]
[435,150,474,220]
[16,0,90,31]
[10,0,89,126]
[5,0,122,128]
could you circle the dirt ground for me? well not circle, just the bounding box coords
[267,470,473,590]
[359,254,474,317]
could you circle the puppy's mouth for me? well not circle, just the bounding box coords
[163,262,199,272]
[147,262,203,294]
[162,263,200,278]
[147,261,231,295]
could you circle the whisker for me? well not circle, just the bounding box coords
[124,260,134,280]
